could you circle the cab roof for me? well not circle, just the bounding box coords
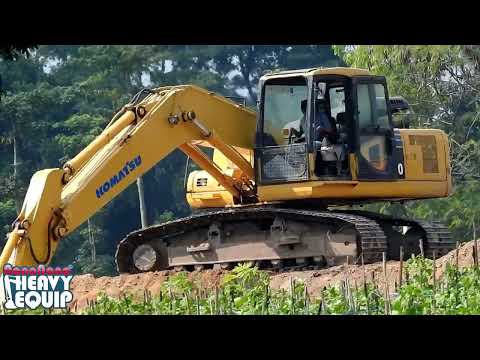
[260,67,371,81]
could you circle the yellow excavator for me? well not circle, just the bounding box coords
[0,67,455,274]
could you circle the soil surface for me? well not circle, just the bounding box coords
[70,240,479,312]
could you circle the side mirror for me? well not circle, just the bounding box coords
[390,96,412,128]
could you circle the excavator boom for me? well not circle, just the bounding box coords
[0,85,256,269]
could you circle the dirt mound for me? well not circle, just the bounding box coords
[435,240,477,276]
[275,240,479,298]
[70,240,479,312]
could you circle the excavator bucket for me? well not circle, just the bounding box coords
[0,168,64,268]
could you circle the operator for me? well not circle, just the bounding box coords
[314,98,336,143]
[298,99,307,135]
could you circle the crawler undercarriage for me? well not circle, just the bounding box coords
[116,205,455,274]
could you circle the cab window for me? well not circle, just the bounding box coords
[263,78,308,146]
[357,83,390,129]
[357,82,391,173]
[328,86,345,120]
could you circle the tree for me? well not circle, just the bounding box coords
[334,45,480,240]
[0,45,37,101]
[208,45,342,103]
[0,45,37,61]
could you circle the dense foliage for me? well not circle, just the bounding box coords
[0,45,340,276]
[0,45,37,102]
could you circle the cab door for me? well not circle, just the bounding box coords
[353,77,404,180]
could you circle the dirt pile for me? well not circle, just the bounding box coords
[276,240,479,297]
[70,239,479,312]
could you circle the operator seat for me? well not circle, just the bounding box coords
[315,111,349,177]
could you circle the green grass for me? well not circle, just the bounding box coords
[3,256,480,315]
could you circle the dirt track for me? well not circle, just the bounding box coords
[70,240,479,311]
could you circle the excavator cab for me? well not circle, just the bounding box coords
[255,68,406,187]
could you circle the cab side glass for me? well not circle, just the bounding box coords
[357,84,372,129]
[357,82,391,173]
[328,87,345,120]
[357,83,390,129]
[374,84,389,128]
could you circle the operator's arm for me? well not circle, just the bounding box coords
[0,85,256,269]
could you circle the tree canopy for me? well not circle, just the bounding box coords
[0,45,37,101]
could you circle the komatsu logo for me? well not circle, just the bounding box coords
[96,155,142,199]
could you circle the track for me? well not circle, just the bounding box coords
[343,210,456,259]
[116,206,455,274]
[416,220,455,258]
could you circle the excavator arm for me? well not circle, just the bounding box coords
[0,85,257,269]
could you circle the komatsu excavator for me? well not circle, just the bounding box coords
[0,67,455,274]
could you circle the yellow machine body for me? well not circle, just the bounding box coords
[186,146,254,208]
[257,129,451,202]
[186,128,451,207]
